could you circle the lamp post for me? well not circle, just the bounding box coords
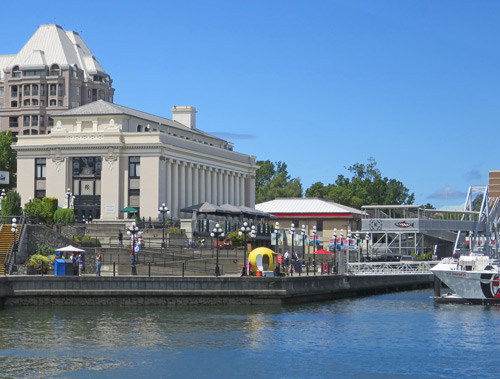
[210,223,224,277]
[312,225,317,274]
[355,231,360,261]
[126,221,139,275]
[0,189,6,222]
[365,232,370,258]
[301,225,306,260]
[347,230,351,264]
[158,203,170,250]
[239,222,252,276]
[11,217,17,266]
[333,228,337,253]
[65,188,75,209]
[275,221,280,253]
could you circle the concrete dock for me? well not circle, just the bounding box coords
[0,273,433,307]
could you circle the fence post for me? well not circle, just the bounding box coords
[149,262,151,277]
[182,262,185,277]
[306,263,309,276]
[113,262,116,277]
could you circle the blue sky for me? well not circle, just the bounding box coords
[3,0,500,209]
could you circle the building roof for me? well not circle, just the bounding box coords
[0,24,109,79]
[255,198,364,218]
[51,99,222,140]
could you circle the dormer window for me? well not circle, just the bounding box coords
[50,64,60,76]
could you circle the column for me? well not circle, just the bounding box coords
[212,169,218,204]
[199,165,206,203]
[166,159,172,209]
[229,172,235,204]
[218,169,223,205]
[186,163,193,206]
[179,162,186,210]
[248,175,256,207]
[172,160,179,216]
[206,167,212,203]
[193,164,199,204]
[223,170,229,204]
[235,173,240,206]
[239,175,245,207]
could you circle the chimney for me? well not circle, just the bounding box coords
[171,106,197,129]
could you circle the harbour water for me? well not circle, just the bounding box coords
[1,289,500,378]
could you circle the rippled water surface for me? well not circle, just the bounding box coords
[2,290,500,378]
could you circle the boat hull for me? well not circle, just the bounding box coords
[431,258,500,302]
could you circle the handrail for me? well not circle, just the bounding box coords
[6,215,25,275]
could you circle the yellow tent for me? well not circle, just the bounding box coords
[247,247,278,273]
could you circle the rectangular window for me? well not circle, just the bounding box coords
[11,86,17,97]
[9,117,18,128]
[40,84,45,96]
[32,116,38,127]
[317,220,323,232]
[32,84,38,96]
[50,84,57,96]
[12,71,21,78]
[58,85,62,96]
[129,157,140,178]
[23,99,30,106]
[0,89,4,97]
[36,158,46,179]
[40,115,44,126]
[23,116,30,127]
[48,117,54,127]
[23,85,30,96]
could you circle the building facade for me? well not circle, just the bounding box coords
[14,100,258,221]
[0,24,114,137]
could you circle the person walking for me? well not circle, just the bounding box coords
[96,252,103,276]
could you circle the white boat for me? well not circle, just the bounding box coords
[431,255,500,304]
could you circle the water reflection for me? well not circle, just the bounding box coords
[2,291,500,378]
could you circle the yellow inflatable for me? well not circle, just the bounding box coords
[247,247,278,273]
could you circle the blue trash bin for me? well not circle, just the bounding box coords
[54,258,66,276]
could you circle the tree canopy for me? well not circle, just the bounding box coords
[255,160,302,203]
[304,157,414,209]
[0,131,16,189]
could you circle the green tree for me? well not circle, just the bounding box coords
[42,197,58,225]
[24,198,45,223]
[255,160,302,203]
[1,190,22,216]
[305,158,414,209]
[0,131,16,189]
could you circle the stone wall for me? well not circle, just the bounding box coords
[0,274,433,307]
[16,225,77,264]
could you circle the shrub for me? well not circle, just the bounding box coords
[36,243,55,256]
[70,235,101,247]
[53,208,75,225]
[24,198,45,223]
[42,197,58,225]
[166,226,182,235]
[228,231,244,247]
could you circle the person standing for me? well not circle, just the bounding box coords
[284,250,290,276]
[118,230,123,247]
[96,253,103,276]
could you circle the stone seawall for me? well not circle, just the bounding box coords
[0,274,433,307]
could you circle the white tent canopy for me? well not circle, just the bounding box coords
[55,245,85,252]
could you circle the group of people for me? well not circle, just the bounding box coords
[57,251,103,276]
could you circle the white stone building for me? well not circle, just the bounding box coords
[14,100,258,222]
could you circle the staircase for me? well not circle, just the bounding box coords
[0,223,18,275]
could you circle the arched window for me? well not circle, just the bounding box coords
[50,64,60,76]
[137,125,143,132]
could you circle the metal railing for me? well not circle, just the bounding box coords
[347,261,438,275]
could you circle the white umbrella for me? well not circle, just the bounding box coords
[55,245,85,252]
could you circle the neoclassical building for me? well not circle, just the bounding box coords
[0,24,114,137]
[14,100,258,221]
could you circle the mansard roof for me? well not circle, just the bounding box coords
[0,24,109,79]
